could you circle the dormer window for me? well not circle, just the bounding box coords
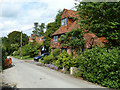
[62,18,67,26]
[53,36,58,42]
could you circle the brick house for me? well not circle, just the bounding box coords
[29,34,34,42]
[29,34,45,55]
[50,9,107,55]
[29,34,43,44]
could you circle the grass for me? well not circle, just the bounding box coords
[12,55,33,60]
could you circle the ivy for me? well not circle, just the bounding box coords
[59,28,85,54]
[56,50,78,70]
[77,47,120,89]
[75,1,120,47]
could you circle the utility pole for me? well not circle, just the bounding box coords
[20,31,22,59]
[43,36,45,53]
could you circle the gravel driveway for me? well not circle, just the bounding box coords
[2,57,106,88]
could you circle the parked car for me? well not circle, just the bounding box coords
[34,52,49,61]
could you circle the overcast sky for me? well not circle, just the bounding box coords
[0,0,78,37]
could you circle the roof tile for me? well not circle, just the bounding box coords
[61,9,77,19]
[52,25,68,36]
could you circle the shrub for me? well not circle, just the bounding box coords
[43,55,55,64]
[2,47,7,69]
[13,51,18,56]
[13,48,20,56]
[26,42,41,57]
[77,47,120,89]
[56,50,78,70]
[14,42,41,57]
[53,49,60,57]
[49,47,52,54]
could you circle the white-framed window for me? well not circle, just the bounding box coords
[40,38,42,40]
[62,18,67,26]
[30,40,33,42]
[53,36,58,42]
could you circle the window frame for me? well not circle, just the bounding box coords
[61,18,67,26]
[53,36,58,42]
[40,38,42,41]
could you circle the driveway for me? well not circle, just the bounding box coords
[2,57,105,88]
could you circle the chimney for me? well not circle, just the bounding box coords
[31,34,33,37]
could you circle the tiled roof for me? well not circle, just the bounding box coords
[51,9,107,49]
[67,21,80,32]
[98,37,108,43]
[84,33,97,38]
[52,9,79,36]
[61,9,78,19]
[84,33,105,48]
[52,21,79,36]
[52,25,68,36]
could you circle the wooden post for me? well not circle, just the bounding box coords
[20,31,22,59]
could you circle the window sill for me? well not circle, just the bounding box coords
[53,41,58,43]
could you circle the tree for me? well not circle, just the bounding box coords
[45,10,63,38]
[22,42,42,57]
[44,22,57,49]
[32,22,45,37]
[32,22,39,36]
[59,28,85,54]
[75,1,120,47]
[39,23,45,37]
[0,38,7,70]
[2,31,29,55]
[55,10,63,29]
[7,31,28,46]
[44,10,63,50]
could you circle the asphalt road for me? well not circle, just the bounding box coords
[2,57,105,88]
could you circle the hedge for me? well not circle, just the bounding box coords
[77,47,120,89]
[56,50,78,70]
[43,55,55,64]
[53,49,60,57]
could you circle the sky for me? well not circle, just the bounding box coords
[0,0,78,37]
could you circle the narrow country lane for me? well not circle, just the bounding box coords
[2,57,105,88]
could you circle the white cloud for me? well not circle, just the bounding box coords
[1,0,39,3]
[0,23,3,29]
[21,25,32,30]
[1,2,22,17]
[0,0,77,37]
[4,21,17,25]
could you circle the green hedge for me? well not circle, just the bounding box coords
[2,47,7,69]
[43,55,55,64]
[77,47,120,89]
[13,42,41,57]
[56,50,78,70]
[53,49,60,57]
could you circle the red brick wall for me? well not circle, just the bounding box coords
[29,34,43,44]
[29,34,34,42]
[51,35,62,49]
[35,36,43,44]
[67,18,75,29]
[61,9,68,20]
[61,9,76,20]
[51,33,105,56]
[84,33,105,48]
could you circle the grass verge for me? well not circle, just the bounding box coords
[12,55,33,60]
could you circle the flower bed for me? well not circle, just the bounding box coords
[44,64,58,70]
